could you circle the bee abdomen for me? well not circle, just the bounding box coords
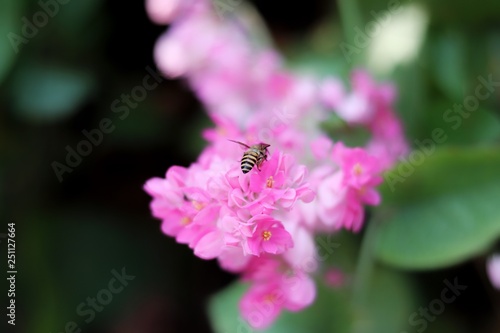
[241,152,258,174]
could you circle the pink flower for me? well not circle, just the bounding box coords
[281,272,316,311]
[321,69,408,169]
[146,0,409,327]
[217,245,251,273]
[249,152,315,210]
[314,174,365,232]
[336,93,373,124]
[487,254,500,290]
[308,143,383,233]
[144,160,228,260]
[333,142,383,205]
[246,216,294,256]
[310,135,334,161]
[351,70,408,168]
[240,280,283,329]
[367,107,409,169]
[192,227,225,259]
[240,268,316,329]
[144,144,317,262]
[319,77,345,109]
[241,256,282,282]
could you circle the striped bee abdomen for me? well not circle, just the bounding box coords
[228,140,270,174]
[241,150,260,174]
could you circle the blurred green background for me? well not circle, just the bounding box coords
[1,0,500,332]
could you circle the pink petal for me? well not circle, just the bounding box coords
[240,283,283,329]
[262,241,279,254]
[311,136,334,160]
[192,204,219,225]
[320,77,345,109]
[218,246,250,273]
[146,0,182,24]
[283,226,316,270]
[166,165,188,186]
[154,34,190,78]
[194,230,224,259]
[487,254,500,290]
[361,188,381,206]
[143,177,166,197]
[283,274,316,311]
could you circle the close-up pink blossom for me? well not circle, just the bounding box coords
[7,0,500,332]
[143,0,407,328]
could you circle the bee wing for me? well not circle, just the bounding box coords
[228,139,251,150]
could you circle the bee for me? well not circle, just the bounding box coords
[229,140,270,174]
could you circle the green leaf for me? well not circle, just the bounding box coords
[352,267,417,333]
[424,102,500,146]
[422,0,500,25]
[410,97,500,148]
[393,60,428,141]
[208,230,417,333]
[11,63,95,122]
[208,280,352,333]
[375,147,500,269]
[208,267,417,333]
[428,30,467,101]
[207,282,252,333]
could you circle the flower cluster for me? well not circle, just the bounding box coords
[144,0,408,329]
[145,150,314,262]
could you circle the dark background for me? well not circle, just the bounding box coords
[1,0,500,332]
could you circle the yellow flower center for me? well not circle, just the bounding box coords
[266,176,274,188]
[192,201,205,211]
[262,230,272,241]
[263,293,276,302]
[180,217,191,225]
[353,163,363,176]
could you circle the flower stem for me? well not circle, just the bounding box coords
[351,214,380,309]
